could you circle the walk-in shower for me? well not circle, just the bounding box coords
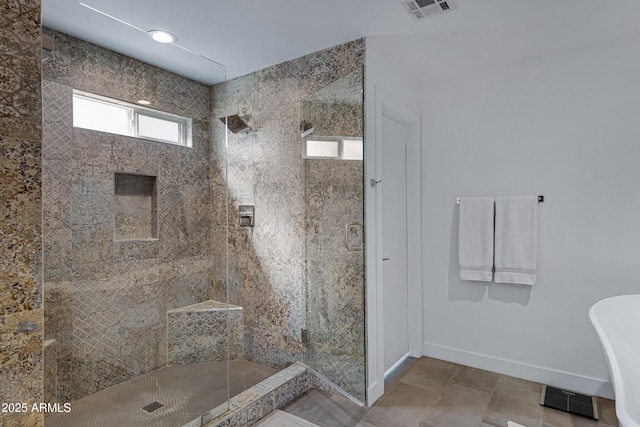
[40,9,366,425]
[40,26,244,426]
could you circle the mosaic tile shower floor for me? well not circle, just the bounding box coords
[45,360,276,427]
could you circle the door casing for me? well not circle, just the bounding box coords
[365,87,422,405]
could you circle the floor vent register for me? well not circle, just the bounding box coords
[541,385,598,419]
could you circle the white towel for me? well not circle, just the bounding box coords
[494,196,538,285]
[458,197,495,282]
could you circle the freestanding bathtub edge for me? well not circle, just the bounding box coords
[589,295,640,427]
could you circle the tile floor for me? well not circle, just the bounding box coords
[45,360,276,427]
[281,357,619,427]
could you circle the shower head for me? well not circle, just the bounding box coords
[221,114,252,134]
[300,120,314,137]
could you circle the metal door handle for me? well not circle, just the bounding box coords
[345,221,364,251]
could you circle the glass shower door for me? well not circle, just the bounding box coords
[302,68,367,402]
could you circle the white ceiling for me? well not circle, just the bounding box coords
[42,0,640,85]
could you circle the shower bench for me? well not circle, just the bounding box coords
[167,300,244,365]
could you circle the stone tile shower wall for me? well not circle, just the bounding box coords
[210,41,365,377]
[41,29,216,401]
[167,301,244,365]
[0,0,44,425]
[302,69,365,401]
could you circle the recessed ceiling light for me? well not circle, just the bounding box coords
[136,99,151,106]
[148,30,177,44]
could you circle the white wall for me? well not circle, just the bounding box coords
[364,37,421,113]
[420,35,640,398]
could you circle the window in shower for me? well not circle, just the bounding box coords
[72,90,192,146]
[304,139,339,158]
[341,138,364,160]
[303,137,363,160]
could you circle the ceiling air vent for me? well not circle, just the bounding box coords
[400,0,458,21]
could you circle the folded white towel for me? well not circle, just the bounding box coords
[458,197,495,282]
[494,196,538,285]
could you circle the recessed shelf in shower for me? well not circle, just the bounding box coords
[114,172,158,241]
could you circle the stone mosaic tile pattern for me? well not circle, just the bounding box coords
[0,309,44,427]
[43,339,58,404]
[42,80,72,162]
[1,136,43,314]
[301,68,363,138]
[42,280,72,403]
[210,40,365,380]
[41,28,218,401]
[167,300,244,365]
[198,363,312,427]
[0,0,42,142]
[42,29,211,122]
[211,40,366,121]
[304,159,365,401]
[302,68,366,401]
[1,0,44,425]
[71,276,164,398]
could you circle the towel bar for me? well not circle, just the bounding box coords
[456,195,544,205]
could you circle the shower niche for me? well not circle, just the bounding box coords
[114,172,158,241]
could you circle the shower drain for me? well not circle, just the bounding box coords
[142,401,164,413]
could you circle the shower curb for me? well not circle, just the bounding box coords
[193,362,351,427]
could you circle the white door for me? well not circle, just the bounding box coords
[381,114,409,373]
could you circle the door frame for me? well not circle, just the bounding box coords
[366,87,422,404]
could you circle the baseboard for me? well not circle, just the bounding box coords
[367,381,384,406]
[384,353,411,378]
[422,342,614,399]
